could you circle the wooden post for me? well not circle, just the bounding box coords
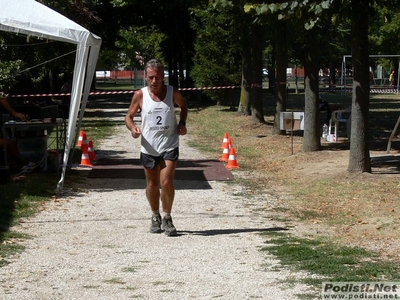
[291,111,294,155]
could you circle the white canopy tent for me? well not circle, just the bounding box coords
[0,0,102,192]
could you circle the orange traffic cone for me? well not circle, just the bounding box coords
[225,147,240,169]
[221,132,229,149]
[227,137,233,151]
[79,144,92,167]
[88,140,97,161]
[76,130,86,147]
[81,133,89,148]
[219,140,230,162]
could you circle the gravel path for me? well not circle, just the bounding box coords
[0,99,311,299]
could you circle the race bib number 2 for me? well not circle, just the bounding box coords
[148,111,170,131]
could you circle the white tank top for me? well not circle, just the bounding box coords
[140,85,179,156]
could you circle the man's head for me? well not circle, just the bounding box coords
[145,59,165,91]
[145,59,164,76]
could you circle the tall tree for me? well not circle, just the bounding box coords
[348,0,371,172]
[213,0,266,121]
[273,20,288,134]
[303,27,321,151]
[244,0,378,172]
[244,2,328,139]
[250,23,266,123]
[190,3,241,104]
[239,24,253,115]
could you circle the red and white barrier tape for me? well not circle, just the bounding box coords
[179,86,239,91]
[9,90,134,97]
[9,86,396,98]
[8,85,240,98]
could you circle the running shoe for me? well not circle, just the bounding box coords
[150,213,162,233]
[162,216,177,236]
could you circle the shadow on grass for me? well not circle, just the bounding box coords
[0,195,14,233]
[0,172,59,241]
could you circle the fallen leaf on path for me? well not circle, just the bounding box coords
[311,219,322,224]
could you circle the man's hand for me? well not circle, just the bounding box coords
[177,124,187,136]
[14,112,26,120]
[131,126,142,139]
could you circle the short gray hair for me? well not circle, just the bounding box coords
[145,59,164,74]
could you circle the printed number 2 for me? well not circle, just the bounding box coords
[156,116,162,125]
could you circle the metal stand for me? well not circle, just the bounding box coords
[2,119,65,176]
[387,115,400,154]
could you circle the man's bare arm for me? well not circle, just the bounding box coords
[173,88,187,135]
[125,91,143,139]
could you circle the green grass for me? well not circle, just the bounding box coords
[104,277,126,284]
[0,231,26,267]
[0,172,58,266]
[122,266,140,273]
[0,172,58,224]
[261,231,400,289]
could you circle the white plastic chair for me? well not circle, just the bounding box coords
[328,107,351,142]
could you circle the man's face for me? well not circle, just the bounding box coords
[145,67,164,90]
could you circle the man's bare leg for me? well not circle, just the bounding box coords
[144,160,178,236]
[144,165,162,233]
[144,164,161,212]
[160,160,177,214]
[160,159,178,236]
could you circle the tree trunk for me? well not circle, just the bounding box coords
[239,34,252,115]
[348,0,371,172]
[251,24,265,123]
[268,56,275,95]
[273,21,287,135]
[178,53,185,88]
[303,28,321,152]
